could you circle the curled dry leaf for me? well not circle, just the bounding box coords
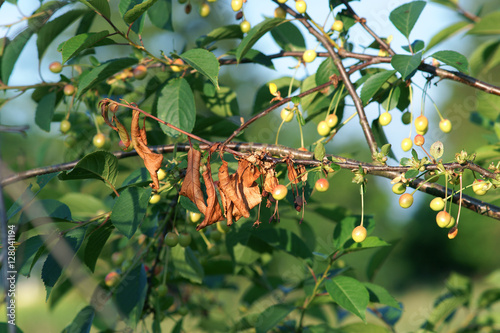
[131,110,164,190]
[99,99,131,149]
[218,159,262,226]
[264,169,279,193]
[196,161,224,230]
[286,158,299,184]
[179,147,207,214]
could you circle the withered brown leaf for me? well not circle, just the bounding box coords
[179,147,207,214]
[286,159,299,184]
[240,159,261,187]
[263,169,279,193]
[131,110,163,190]
[218,160,250,220]
[196,162,224,230]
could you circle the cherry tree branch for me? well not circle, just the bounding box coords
[3,142,499,221]
[340,0,395,56]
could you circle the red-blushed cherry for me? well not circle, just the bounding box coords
[133,65,148,80]
[430,197,445,211]
[472,179,488,195]
[326,114,338,128]
[352,225,367,243]
[436,210,452,228]
[414,134,425,146]
[49,61,62,73]
[448,226,458,239]
[399,193,414,208]
[272,184,288,200]
[104,271,120,287]
[63,84,75,96]
[315,178,329,192]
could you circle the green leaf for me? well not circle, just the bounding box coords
[469,40,500,75]
[405,169,419,179]
[42,228,87,299]
[389,1,426,38]
[253,77,301,115]
[110,186,152,239]
[58,193,108,219]
[344,236,391,252]
[468,12,500,35]
[18,199,72,225]
[115,264,147,319]
[300,74,318,112]
[252,228,312,259]
[391,52,422,80]
[315,57,340,86]
[360,70,397,105]
[37,10,88,60]
[123,0,157,24]
[119,0,145,34]
[236,17,286,62]
[255,304,294,333]
[332,216,374,252]
[339,323,391,333]
[171,246,204,284]
[147,0,172,31]
[477,288,500,308]
[84,221,114,272]
[314,142,326,161]
[35,92,57,132]
[157,77,196,138]
[424,294,468,329]
[196,24,243,48]
[367,240,398,281]
[60,31,110,64]
[16,235,44,276]
[79,0,111,18]
[431,50,469,73]
[180,48,220,88]
[201,85,239,117]
[0,324,23,333]
[270,21,306,52]
[59,151,118,188]
[2,28,33,83]
[62,306,95,333]
[476,91,500,121]
[326,276,369,322]
[401,39,425,53]
[425,21,470,52]
[363,282,400,309]
[77,57,138,98]
[28,1,66,31]
[179,195,200,214]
